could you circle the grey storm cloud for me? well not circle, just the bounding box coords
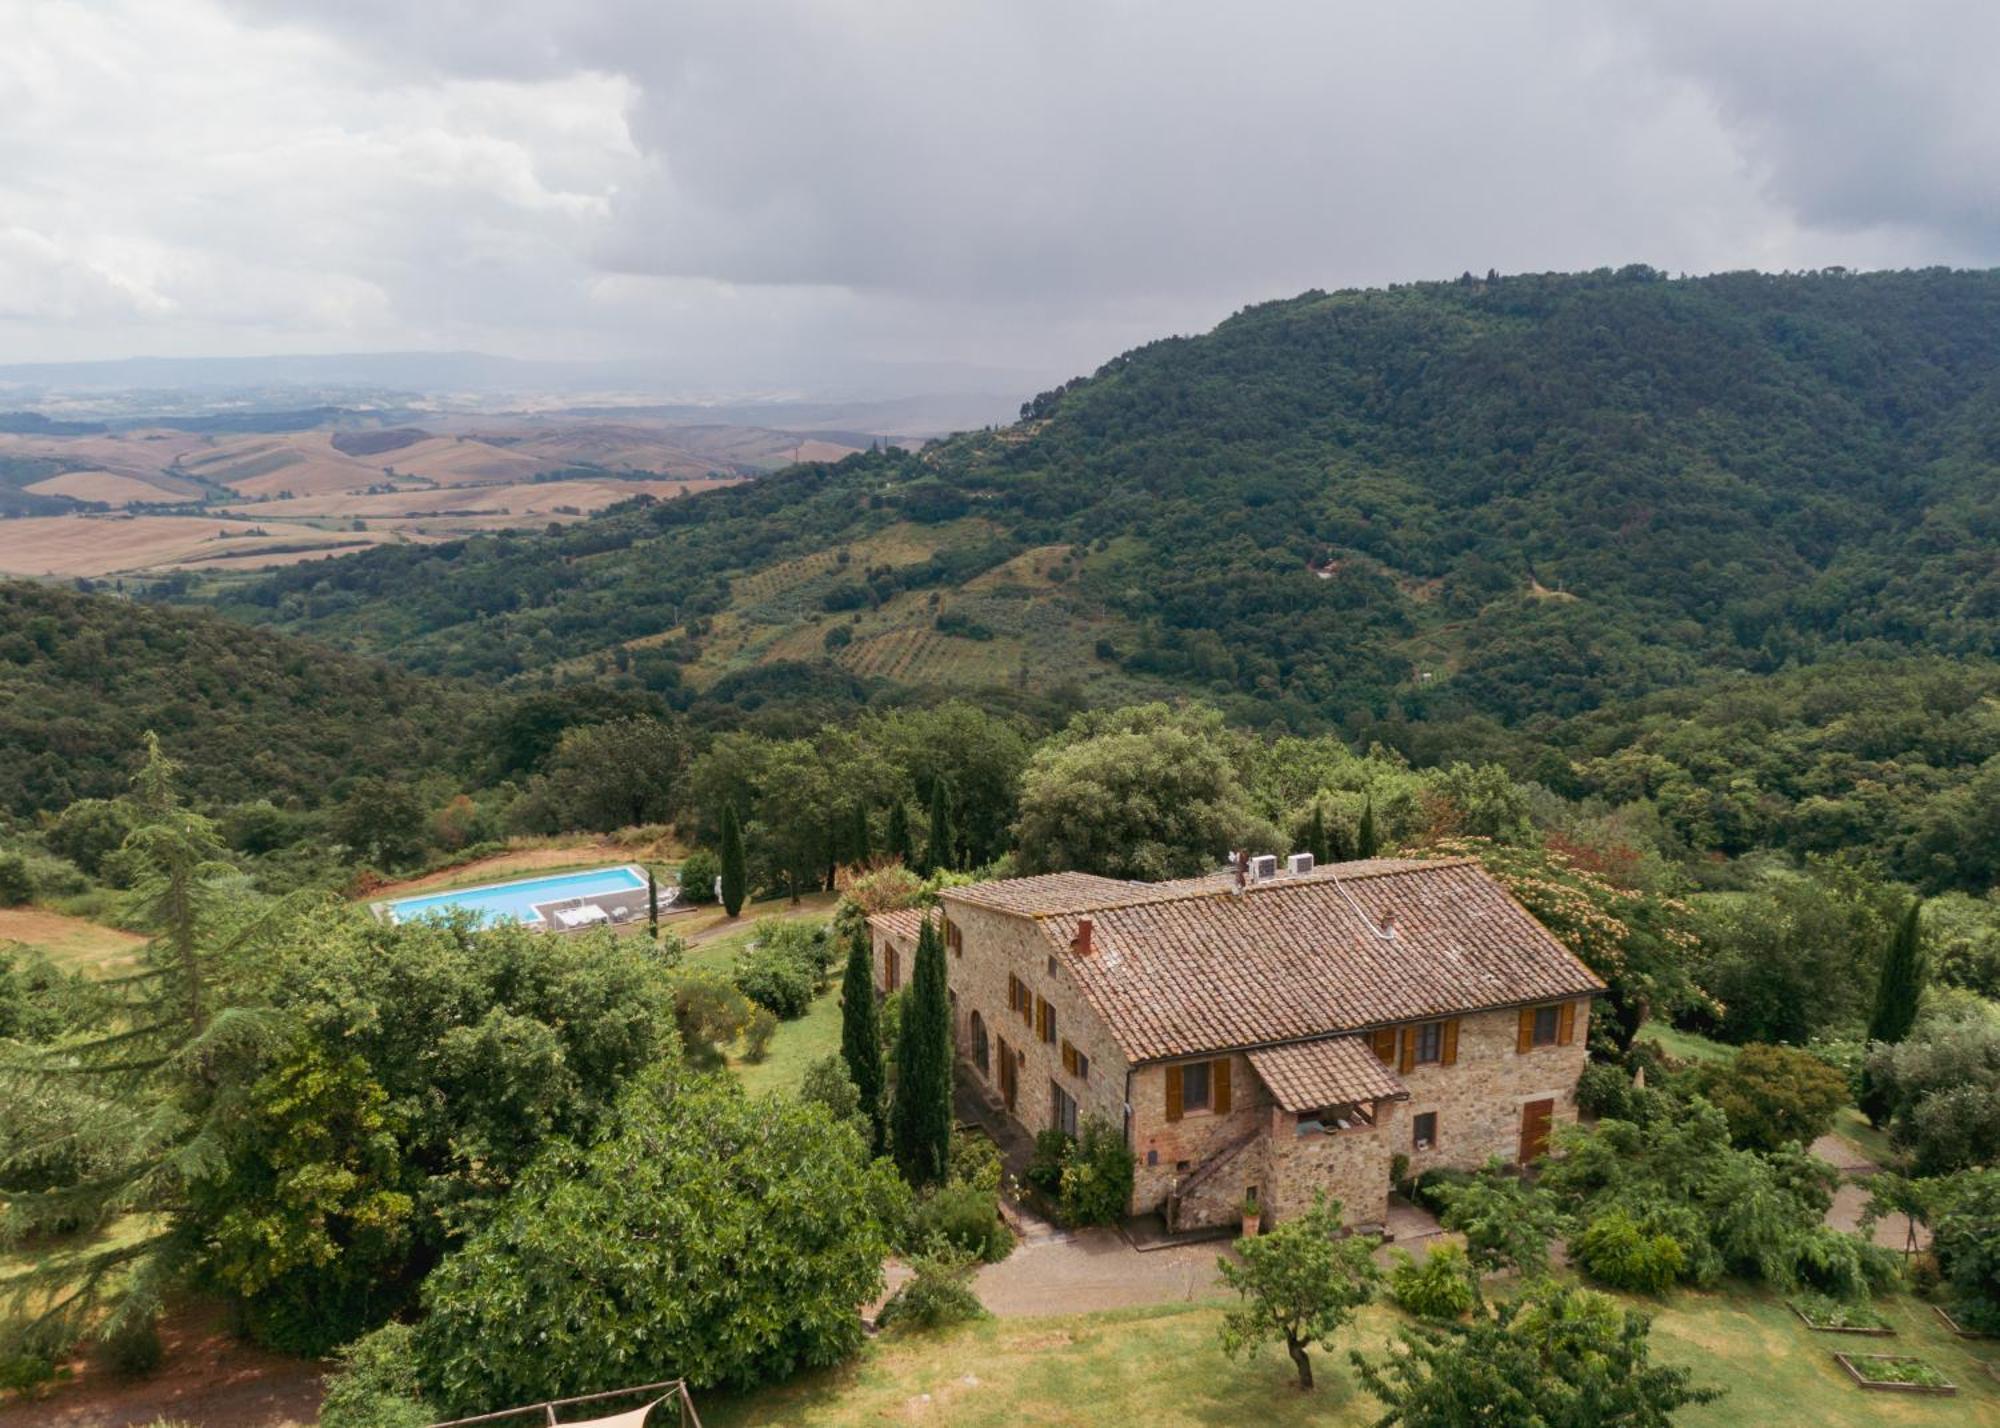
[6,0,1998,383]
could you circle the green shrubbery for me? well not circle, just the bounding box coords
[875,1245,986,1332]
[1389,1243,1480,1320]
[734,921,834,1019]
[676,848,720,903]
[1572,1208,1687,1294]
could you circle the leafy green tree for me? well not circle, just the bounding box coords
[1691,866,1895,1044]
[332,776,429,869]
[0,852,30,907]
[1690,1044,1850,1152]
[1932,1168,2000,1333]
[1013,704,1276,880]
[1864,1002,2000,1174]
[1216,1195,1379,1390]
[1352,1282,1720,1425]
[187,1040,416,1353]
[891,917,952,1187]
[865,702,1029,866]
[43,798,138,878]
[840,926,886,1153]
[719,802,747,916]
[1434,1164,1566,1276]
[535,715,686,831]
[406,1074,894,1408]
[923,776,955,875]
[1861,900,1927,1125]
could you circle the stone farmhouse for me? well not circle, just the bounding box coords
[869,855,1602,1232]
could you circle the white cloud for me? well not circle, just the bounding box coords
[2,0,1994,385]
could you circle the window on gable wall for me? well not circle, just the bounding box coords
[1413,1110,1438,1150]
[1181,1060,1211,1112]
[1414,1021,1444,1064]
[1052,1081,1079,1138]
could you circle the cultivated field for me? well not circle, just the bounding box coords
[0,515,402,576]
[0,417,871,576]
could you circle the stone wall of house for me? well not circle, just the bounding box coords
[1263,1104,1395,1227]
[1128,1051,1272,1223]
[927,898,1131,1139]
[1377,999,1592,1180]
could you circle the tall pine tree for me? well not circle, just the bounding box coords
[840,925,886,1154]
[0,736,287,1356]
[924,778,955,876]
[718,803,747,917]
[1861,900,1927,1126]
[1357,795,1379,859]
[891,916,952,1186]
[887,800,914,867]
[847,805,872,869]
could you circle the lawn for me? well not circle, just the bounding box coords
[0,906,147,978]
[1635,1022,1737,1066]
[693,1284,2000,1427]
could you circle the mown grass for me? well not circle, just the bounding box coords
[694,1283,2000,1428]
[1635,1022,1737,1066]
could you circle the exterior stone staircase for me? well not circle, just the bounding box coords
[1165,1126,1262,1234]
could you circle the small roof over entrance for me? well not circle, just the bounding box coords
[1248,1035,1410,1112]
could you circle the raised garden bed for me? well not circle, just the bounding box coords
[1832,1353,1957,1396]
[1789,1294,1893,1335]
[1933,1302,1995,1339]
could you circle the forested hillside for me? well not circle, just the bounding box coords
[0,581,481,816]
[223,266,1999,731]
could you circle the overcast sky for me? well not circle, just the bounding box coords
[2,1,1995,392]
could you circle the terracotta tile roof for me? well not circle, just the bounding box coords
[867,907,929,945]
[1248,1036,1410,1112]
[987,858,1603,1063]
[939,871,1144,915]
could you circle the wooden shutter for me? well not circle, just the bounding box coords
[1061,1040,1077,1075]
[1558,1000,1577,1046]
[1371,1026,1398,1064]
[1213,1057,1232,1115]
[1398,1025,1416,1074]
[1165,1064,1184,1121]
[1517,1007,1536,1054]
[1441,1018,1459,1066]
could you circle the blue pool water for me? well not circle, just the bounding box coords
[384,865,647,927]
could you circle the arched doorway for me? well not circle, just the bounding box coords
[970,1010,989,1075]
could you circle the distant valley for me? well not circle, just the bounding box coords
[0,412,901,578]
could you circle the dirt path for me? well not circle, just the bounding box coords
[1813,1133,1930,1252]
[0,1305,323,1428]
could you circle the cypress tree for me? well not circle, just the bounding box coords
[840,925,886,1154]
[848,805,872,868]
[1305,803,1332,866]
[718,803,747,917]
[925,778,955,875]
[891,916,953,1186]
[887,800,914,867]
[648,868,659,938]
[1860,900,1927,1126]
[1357,795,1379,859]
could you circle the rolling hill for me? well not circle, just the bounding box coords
[218,267,2000,732]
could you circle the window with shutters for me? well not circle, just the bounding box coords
[1061,1040,1091,1081]
[1036,996,1056,1044]
[1051,1081,1079,1138]
[1414,1021,1444,1065]
[883,943,900,993]
[1532,1004,1560,1046]
[1370,1026,1399,1065]
[943,917,962,954]
[1412,1111,1438,1150]
[1181,1060,1211,1113]
[1009,974,1033,1027]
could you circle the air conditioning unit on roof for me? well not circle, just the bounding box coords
[1287,852,1314,875]
[1248,854,1279,881]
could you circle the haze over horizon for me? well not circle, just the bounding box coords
[7,1,2000,396]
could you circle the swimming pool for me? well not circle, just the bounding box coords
[382,865,650,928]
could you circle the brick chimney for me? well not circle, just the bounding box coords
[1378,910,1397,937]
[1072,916,1094,956]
